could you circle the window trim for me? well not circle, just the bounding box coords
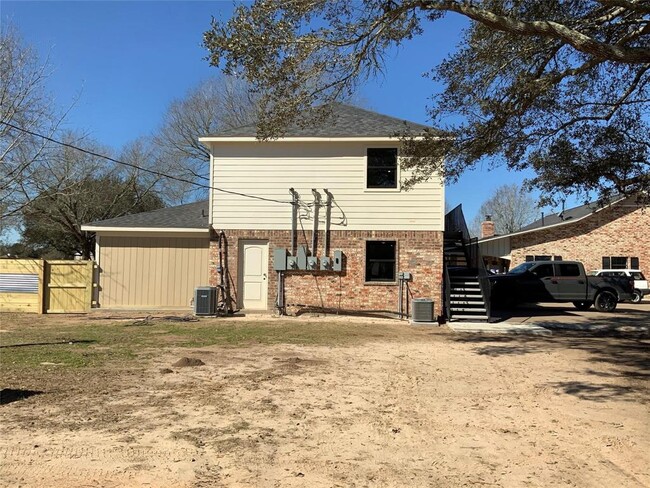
[364,147,401,193]
[602,256,640,270]
[364,239,398,284]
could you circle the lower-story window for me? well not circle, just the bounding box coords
[365,240,396,282]
[525,255,556,261]
[602,256,639,269]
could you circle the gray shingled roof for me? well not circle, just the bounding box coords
[84,200,209,229]
[519,195,626,232]
[208,103,435,138]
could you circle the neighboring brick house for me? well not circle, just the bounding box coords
[84,104,445,314]
[479,195,649,273]
[200,104,445,314]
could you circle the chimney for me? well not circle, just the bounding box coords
[481,215,495,239]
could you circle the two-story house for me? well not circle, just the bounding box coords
[83,104,445,315]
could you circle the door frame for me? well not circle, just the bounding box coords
[237,239,269,310]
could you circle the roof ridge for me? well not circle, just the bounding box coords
[206,103,432,138]
[329,102,429,128]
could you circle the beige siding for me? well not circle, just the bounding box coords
[210,141,444,231]
[480,237,512,260]
[98,235,209,308]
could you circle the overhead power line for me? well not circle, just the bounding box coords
[1,121,292,205]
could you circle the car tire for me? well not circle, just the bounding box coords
[630,290,642,304]
[573,301,593,311]
[594,290,618,312]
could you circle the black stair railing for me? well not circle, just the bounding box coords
[444,204,492,321]
[443,262,452,320]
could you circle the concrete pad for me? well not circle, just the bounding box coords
[447,321,552,336]
[409,320,441,327]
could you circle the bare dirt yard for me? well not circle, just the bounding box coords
[1,305,649,487]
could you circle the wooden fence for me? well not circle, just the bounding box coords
[0,259,95,314]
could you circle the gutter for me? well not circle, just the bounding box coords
[80,226,210,233]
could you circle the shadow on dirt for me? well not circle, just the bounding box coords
[548,381,637,403]
[452,312,649,402]
[0,388,44,405]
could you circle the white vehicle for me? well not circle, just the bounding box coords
[590,269,648,303]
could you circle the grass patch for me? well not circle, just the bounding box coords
[0,314,421,372]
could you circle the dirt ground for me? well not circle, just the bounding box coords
[1,308,649,487]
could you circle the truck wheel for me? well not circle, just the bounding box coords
[631,290,642,304]
[573,301,593,311]
[594,291,618,312]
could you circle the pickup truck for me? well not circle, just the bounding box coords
[489,261,635,312]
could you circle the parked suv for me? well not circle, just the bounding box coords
[590,269,648,303]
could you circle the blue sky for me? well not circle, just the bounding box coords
[2,0,552,227]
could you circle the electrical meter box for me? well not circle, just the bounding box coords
[333,250,344,271]
[287,256,298,270]
[297,246,308,270]
[399,271,413,281]
[307,256,318,270]
[320,256,332,270]
[273,248,288,271]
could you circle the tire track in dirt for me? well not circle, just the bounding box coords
[0,444,201,488]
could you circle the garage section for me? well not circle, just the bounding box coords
[81,200,211,310]
[97,234,209,308]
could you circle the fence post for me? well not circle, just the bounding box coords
[37,260,45,314]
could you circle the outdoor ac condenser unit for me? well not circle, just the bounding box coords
[411,298,434,322]
[194,287,217,316]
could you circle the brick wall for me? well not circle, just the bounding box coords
[510,204,649,271]
[210,230,443,316]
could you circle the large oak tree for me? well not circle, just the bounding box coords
[19,134,164,259]
[203,0,649,205]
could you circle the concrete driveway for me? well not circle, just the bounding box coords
[496,300,649,336]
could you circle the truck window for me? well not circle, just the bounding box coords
[558,263,580,276]
[531,263,554,278]
[509,262,536,274]
[631,272,645,280]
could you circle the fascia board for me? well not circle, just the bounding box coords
[80,226,209,233]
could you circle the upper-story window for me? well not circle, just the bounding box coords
[367,148,397,189]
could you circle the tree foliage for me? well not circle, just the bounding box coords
[19,134,164,259]
[470,183,538,237]
[204,0,650,204]
[0,26,63,226]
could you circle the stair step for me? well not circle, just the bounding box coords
[451,314,489,321]
[451,307,487,313]
[451,294,483,299]
[451,300,485,305]
[451,287,480,292]
[450,279,479,284]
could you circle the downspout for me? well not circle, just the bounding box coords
[219,230,231,314]
[311,189,321,256]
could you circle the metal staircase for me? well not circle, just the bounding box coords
[443,207,493,323]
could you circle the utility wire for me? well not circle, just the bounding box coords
[1,121,292,205]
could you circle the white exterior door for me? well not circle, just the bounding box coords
[239,241,269,310]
